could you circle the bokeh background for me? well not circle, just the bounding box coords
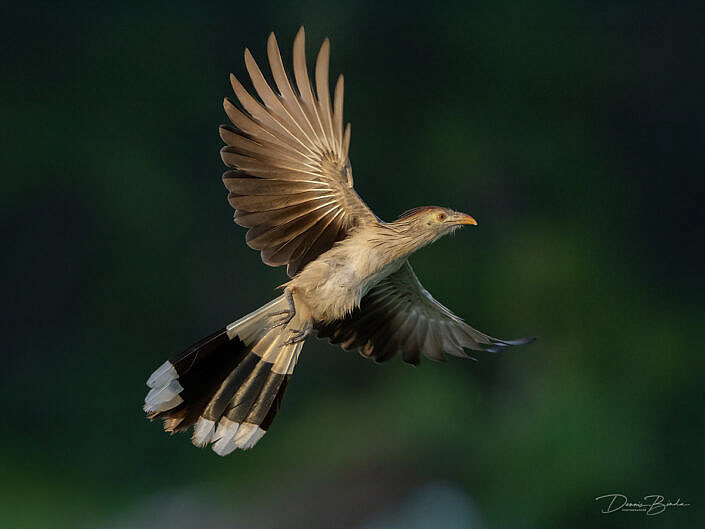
[2,2,703,528]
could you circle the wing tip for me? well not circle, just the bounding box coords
[294,26,306,48]
[484,336,536,353]
[506,336,537,346]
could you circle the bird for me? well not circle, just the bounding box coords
[144,27,534,455]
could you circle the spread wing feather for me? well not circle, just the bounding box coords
[316,262,535,365]
[222,27,375,277]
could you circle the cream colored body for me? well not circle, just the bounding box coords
[286,226,408,323]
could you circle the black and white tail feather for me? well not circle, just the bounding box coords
[144,295,303,455]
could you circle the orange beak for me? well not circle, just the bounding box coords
[453,212,478,226]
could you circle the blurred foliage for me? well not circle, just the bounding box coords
[1,1,703,528]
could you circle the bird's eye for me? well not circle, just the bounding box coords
[438,213,447,222]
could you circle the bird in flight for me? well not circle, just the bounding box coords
[144,27,533,455]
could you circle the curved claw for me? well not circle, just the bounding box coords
[283,328,310,345]
[266,309,293,331]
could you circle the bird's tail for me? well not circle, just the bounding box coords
[143,295,308,455]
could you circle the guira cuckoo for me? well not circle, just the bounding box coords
[144,28,533,455]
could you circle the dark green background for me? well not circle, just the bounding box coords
[2,2,703,528]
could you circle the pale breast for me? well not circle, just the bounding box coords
[292,239,403,322]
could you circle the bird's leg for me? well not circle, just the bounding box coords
[266,288,296,330]
[267,287,312,344]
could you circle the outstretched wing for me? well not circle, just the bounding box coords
[316,262,534,365]
[221,27,377,277]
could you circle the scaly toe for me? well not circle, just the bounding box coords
[266,310,293,331]
[283,328,308,345]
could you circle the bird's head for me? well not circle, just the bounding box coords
[393,206,477,247]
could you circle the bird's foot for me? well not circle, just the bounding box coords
[283,328,310,345]
[266,310,293,331]
[266,288,298,331]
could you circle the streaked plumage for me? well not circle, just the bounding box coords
[145,27,534,454]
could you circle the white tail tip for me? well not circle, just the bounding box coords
[146,361,178,388]
[191,418,216,447]
[212,418,240,456]
[143,378,184,413]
